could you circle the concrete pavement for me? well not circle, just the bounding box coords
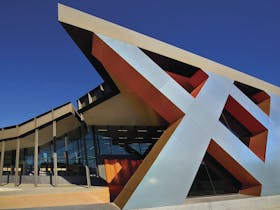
[20,203,119,210]
[0,184,113,209]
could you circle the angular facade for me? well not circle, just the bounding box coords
[1,4,280,209]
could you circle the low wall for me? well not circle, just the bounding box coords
[136,195,280,210]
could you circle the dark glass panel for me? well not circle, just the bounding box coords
[3,150,14,175]
[187,153,241,197]
[22,148,34,176]
[98,135,112,155]
[38,142,52,176]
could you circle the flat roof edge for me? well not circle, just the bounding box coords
[58,3,280,96]
[0,102,81,141]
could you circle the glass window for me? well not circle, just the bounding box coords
[95,126,166,157]
[21,147,34,176]
[84,129,97,171]
[98,135,112,155]
[56,137,67,175]
[111,143,128,155]
[68,138,81,165]
[38,142,52,176]
[129,143,141,154]
[3,150,14,175]
[140,143,152,155]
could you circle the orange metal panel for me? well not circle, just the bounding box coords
[251,91,270,104]
[249,131,268,162]
[166,69,208,97]
[240,185,262,196]
[104,159,122,184]
[104,159,142,201]
[167,71,193,92]
[257,98,271,116]
[191,80,207,97]
[189,69,208,88]
[225,96,267,135]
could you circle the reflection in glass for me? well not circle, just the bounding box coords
[84,128,97,175]
[38,142,52,176]
[20,148,34,176]
[3,150,14,175]
[95,126,164,157]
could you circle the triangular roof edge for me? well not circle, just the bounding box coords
[58,3,280,96]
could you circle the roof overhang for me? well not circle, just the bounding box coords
[0,103,81,151]
[58,3,280,96]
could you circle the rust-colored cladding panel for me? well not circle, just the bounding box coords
[189,69,209,88]
[104,159,142,201]
[249,131,268,162]
[167,71,194,93]
[251,91,270,104]
[191,80,207,97]
[167,70,208,97]
[225,96,267,135]
[257,98,271,116]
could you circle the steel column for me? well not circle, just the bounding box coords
[14,138,20,187]
[85,165,91,188]
[52,120,57,186]
[34,129,39,187]
[0,141,5,185]
[53,151,57,186]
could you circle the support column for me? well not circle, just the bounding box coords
[81,124,88,166]
[82,124,91,187]
[52,120,58,187]
[34,129,39,187]
[85,165,91,188]
[14,138,20,187]
[92,126,100,177]
[0,141,5,185]
[53,152,57,186]
[64,135,69,172]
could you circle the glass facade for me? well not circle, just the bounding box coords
[3,150,15,175]
[21,148,35,176]
[1,126,98,182]
[1,125,163,180]
[84,128,97,175]
[95,126,164,158]
[0,124,241,198]
[38,142,52,176]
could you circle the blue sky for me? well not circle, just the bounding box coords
[0,0,279,127]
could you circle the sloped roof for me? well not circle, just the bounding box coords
[58,3,280,96]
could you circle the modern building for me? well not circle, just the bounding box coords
[1,4,280,209]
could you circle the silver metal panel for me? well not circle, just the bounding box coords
[159,78,194,111]
[123,116,211,209]
[269,94,280,128]
[205,71,234,88]
[97,34,170,90]
[261,94,280,195]
[97,34,194,112]
[212,123,265,181]
[186,74,233,134]
[210,93,280,196]
[95,34,280,209]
